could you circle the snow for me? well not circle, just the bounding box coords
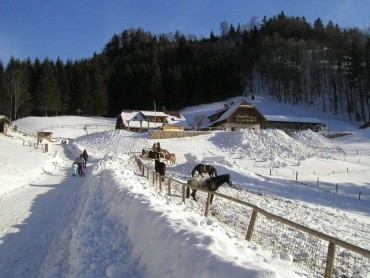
[0,95,369,277]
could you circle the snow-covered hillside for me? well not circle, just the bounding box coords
[0,95,369,277]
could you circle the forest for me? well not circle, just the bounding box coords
[0,12,369,123]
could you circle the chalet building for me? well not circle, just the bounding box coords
[0,115,11,135]
[116,110,188,132]
[206,99,267,130]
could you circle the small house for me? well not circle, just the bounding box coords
[116,110,188,133]
[0,115,11,135]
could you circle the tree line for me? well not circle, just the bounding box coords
[0,12,369,122]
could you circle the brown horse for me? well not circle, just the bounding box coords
[186,174,232,204]
[191,164,217,178]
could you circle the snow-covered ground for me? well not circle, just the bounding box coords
[0,95,369,277]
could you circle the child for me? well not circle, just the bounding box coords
[72,161,78,176]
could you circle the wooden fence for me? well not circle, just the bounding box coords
[134,156,370,278]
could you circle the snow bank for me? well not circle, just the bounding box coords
[210,129,344,168]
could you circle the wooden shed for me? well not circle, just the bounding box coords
[0,115,11,135]
[36,131,53,142]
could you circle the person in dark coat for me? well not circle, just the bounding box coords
[76,155,85,176]
[82,149,88,168]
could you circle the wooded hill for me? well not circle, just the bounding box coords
[1,12,369,123]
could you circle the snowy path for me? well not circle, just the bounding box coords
[0,145,83,277]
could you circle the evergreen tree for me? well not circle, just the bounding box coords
[34,59,62,116]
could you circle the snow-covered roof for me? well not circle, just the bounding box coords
[119,110,189,129]
[140,111,168,117]
[0,115,10,122]
[208,99,263,126]
[265,115,325,124]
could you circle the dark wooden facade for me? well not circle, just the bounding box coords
[207,100,266,130]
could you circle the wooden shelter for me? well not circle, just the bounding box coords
[36,131,53,142]
[0,115,11,135]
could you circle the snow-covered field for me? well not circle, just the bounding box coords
[0,96,369,277]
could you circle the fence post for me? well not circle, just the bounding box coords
[359,191,361,200]
[246,210,258,241]
[324,242,336,278]
[317,177,319,187]
[204,193,211,217]
[182,184,186,203]
[336,184,338,193]
[168,179,172,195]
[295,172,298,181]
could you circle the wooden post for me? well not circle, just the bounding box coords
[317,177,319,187]
[182,184,186,203]
[246,210,258,241]
[204,193,211,217]
[324,242,336,278]
[270,169,272,176]
[359,191,361,200]
[168,179,172,196]
[336,184,338,193]
[295,172,298,181]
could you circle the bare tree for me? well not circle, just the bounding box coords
[220,21,230,37]
[3,60,29,120]
[194,115,206,130]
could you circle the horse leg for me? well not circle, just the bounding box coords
[191,189,198,202]
[210,194,214,204]
[186,187,190,198]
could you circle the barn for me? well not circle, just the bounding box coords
[262,115,327,132]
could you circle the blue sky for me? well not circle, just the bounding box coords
[0,0,369,65]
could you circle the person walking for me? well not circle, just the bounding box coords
[82,149,88,168]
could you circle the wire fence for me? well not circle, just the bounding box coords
[134,156,370,278]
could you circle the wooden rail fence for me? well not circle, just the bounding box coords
[134,156,370,278]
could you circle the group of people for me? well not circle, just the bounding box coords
[72,149,88,177]
[152,142,162,152]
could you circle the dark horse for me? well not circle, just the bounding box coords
[186,174,232,204]
[191,163,217,178]
[154,152,166,181]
